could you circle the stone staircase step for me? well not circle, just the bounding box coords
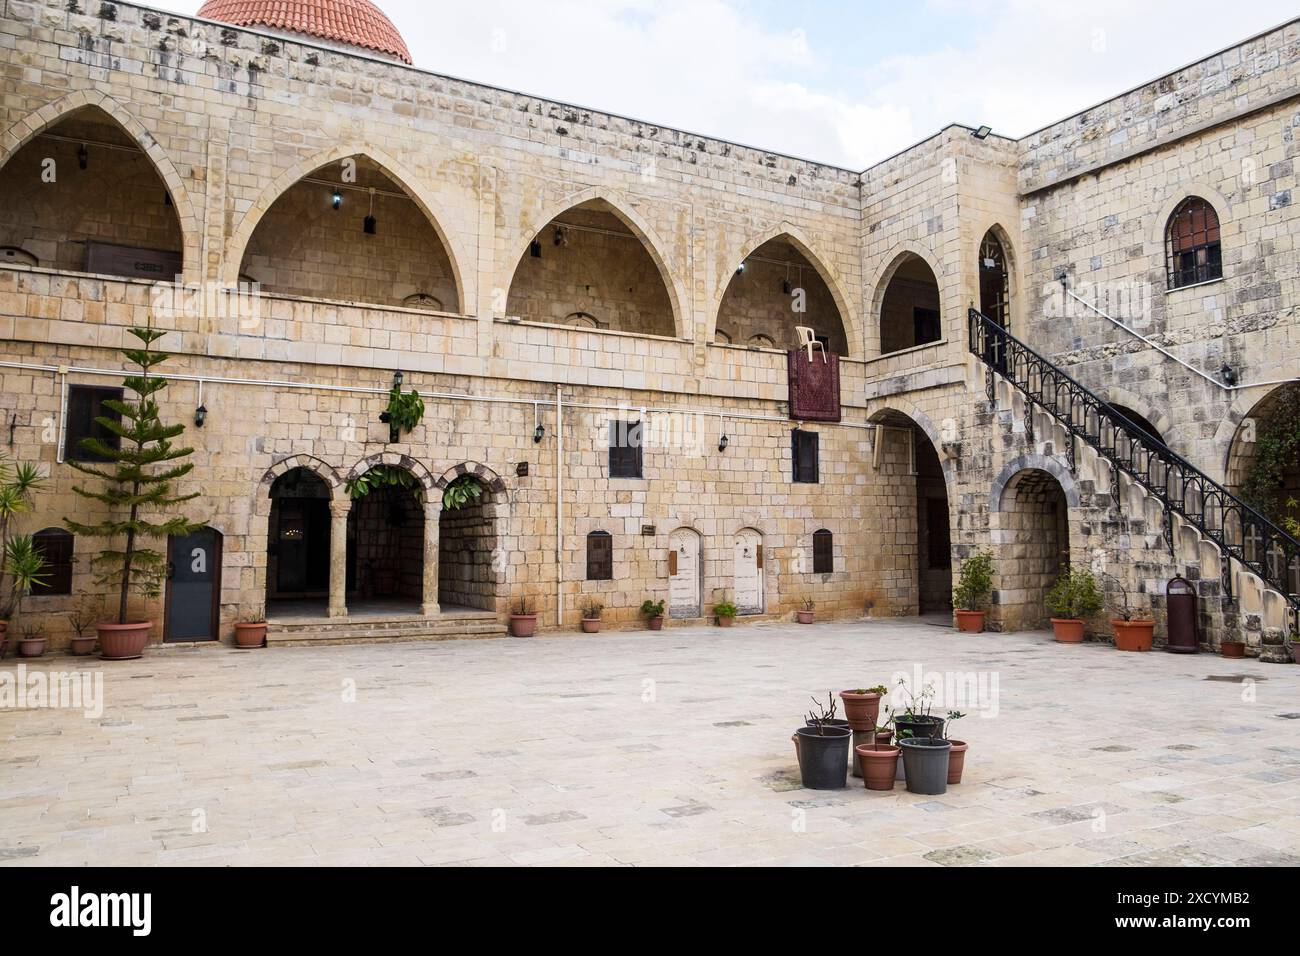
[266,614,506,646]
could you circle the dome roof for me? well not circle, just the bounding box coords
[197,0,413,65]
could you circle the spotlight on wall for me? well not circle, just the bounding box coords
[718,434,729,453]
[331,190,343,210]
[78,144,88,170]
[735,262,746,275]
[1220,363,1238,386]
[194,404,207,428]
[973,125,992,140]
[533,424,545,443]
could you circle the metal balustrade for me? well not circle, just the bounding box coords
[968,308,1300,612]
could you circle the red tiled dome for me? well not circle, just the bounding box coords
[197,0,413,64]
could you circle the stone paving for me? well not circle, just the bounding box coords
[3,617,1300,867]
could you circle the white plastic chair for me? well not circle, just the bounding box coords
[795,326,827,363]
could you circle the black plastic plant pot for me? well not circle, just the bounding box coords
[795,726,852,790]
[894,715,943,741]
[899,738,952,795]
[806,718,853,770]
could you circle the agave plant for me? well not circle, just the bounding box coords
[0,454,47,620]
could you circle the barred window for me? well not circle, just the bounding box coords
[586,531,613,580]
[812,529,833,574]
[31,528,74,596]
[1165,197,1222,289]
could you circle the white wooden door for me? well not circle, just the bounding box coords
[668,529,701,618]
[733,529,764,614]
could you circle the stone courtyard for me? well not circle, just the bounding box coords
[3,619,1299,868]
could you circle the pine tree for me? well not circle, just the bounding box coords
[64,327,203,625]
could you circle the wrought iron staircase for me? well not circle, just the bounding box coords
[968,308,1300,617]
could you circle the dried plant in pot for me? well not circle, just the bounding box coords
[640,599,665,631]
[509,595,538,637]
[17,621,46,658]
[67,599,99,656]
[793,694,851,790]
[234,605,268,648]
[1103,573,1154,651]
[796,597,815,625]
[952,550,993,633]
[1045,568,1102,643]
[579,597,603,633]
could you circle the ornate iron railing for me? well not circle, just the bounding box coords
[969,308,1300,612]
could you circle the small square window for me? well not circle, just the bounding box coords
[66,385,123,463]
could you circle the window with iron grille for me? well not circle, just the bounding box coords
[608,420,643,479]
[792,429,819,483]
[1165,197,1222,289]
[30,528,73,596]
[66,385,123,462]
[812,529,833,574]
[586,531,613,580]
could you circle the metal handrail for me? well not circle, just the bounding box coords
[968,308,1300,611]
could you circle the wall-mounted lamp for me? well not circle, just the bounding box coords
[364,187,377,234]
[393,370,404,388]
[1220,363,1238,386]
[331,189,343,210]
[194,404,207,428]
[532,402,544,443]
[718,434,729,453]
[973,125,992,140]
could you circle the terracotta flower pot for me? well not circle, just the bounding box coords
[1220,640,1246,659]
[796,610,815,624]
[580,618,601,633]
[955,610,985,633]
[647,615,664,630]
[18,638,46,658]
[1112,619,1154,652]
[98,621,151,661]
[68,636,96,656]
[1051,618,1085,643]
[509,614,537,637]
[947,740,968,784]
[855,744,900,791]
[234,622,267,648]
[716,616,734,627]
[839,690,882,732]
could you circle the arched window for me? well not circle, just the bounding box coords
[31,528,74,596]
[1165,197,1222,289]
[748,334,775,349]
[586,531,613,580]
[812,529,833,574]
[714,329,732,345]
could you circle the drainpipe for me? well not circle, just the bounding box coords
[555,385,564,628]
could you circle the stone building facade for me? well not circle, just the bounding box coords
[0,0,1296,651]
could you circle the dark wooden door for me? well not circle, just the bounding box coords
[165,528,222,642]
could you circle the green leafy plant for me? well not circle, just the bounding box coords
[952,550,994,611]
[3,534,49,623]
[0,454,46,620]
[1241,387,1300,527]
[847,684,888,695]
[1045,567,1103,620]
[640,598,665,618]
[346,464,418,500]
[380,383,425,440]
[65,327,202,625]
[580,597,603,620]
[891,676,936,723]
[941,710,966,741]
[442,474,483,511]
[714,600,738,619]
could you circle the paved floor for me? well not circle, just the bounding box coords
[3,617,1300,867]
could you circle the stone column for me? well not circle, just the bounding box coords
[328,498,351,618]
[421,498,442,617]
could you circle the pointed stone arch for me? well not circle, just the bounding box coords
[868,243,945,356]
[500,186,689,339]
[223,144,470,310]
[713,222,861,357]
[0,90,202,282]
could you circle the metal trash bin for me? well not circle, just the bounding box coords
[1166,575,1198,654]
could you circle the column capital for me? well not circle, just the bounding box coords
[329,497,352,516]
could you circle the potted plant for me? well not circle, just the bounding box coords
[854,725,900,791]
[1106,575,1155,652]
[890,676,943,741]
[65,327,203,661]
[1045,567,1102,643]
[942,710,968,785]
[67,600,98,656]
[2,535,48,647]
[17,621,46,658]
[952,550,993,632]
[640,599,665,630]
[1220,639,1246,658]
[234,606,268,648]
[509,596,538,637]
[794,694,851,790]
[0,453,47,654]
[579,598,603,633]
[796,597,815,625]
[899,734,952,795]
[714,600,738,627]
[839,685,886,732]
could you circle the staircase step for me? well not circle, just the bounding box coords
[266,614,507,646]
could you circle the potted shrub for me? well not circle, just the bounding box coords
[640,598,665,630]
[65,327,203,661]
[794,694,851,790]
[796,597,815,625]
[714,600,738,627]
[900,735,952,795]
[1045,567,1102,643]
[509,596,538,637]
[890,676,943,741]
[579,598,603,633]
[17,621,46,658]
[67,600,98,656]
[942,710,968,785]
[2,535,47,647]
[839,685,886,732]
[234,606,268,648]
[854,727,900,791]
[953,550,993,633]
[1107,575,1155,652]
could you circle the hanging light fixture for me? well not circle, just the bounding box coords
[194,404,207,428]
[331,189,343,210]
[718,414,728,452]
[364,186,377,234]
[533,402,545,443]
[77,144,88,170]
[393,370,404,388]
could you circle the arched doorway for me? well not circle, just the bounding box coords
[1227,384,1300,592]
[438,476,501,612]
[0,106,184,277]
[879,253,941,354]
[668,528,702,619]
[716,235,849,354]
[346,471,425,614]
[267,468,332,613]
[996,468,1071,630]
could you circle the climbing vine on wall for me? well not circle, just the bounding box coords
[346,465,418,500]
[1241,386,1300,532]
[442,474,483,512]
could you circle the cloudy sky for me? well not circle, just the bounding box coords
[160,0,1297,168]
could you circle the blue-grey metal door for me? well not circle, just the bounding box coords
[165,528,222,642]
